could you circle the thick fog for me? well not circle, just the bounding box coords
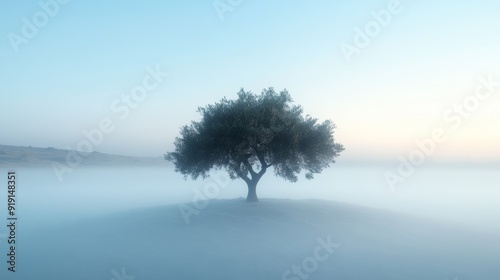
[14,163,500,232]
[1,164,499,279]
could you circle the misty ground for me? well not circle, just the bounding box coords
[2,198,499,280]
[0,165,498,279]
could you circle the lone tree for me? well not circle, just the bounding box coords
[166,88,344,202]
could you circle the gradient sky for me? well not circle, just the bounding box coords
[1,0,500,162]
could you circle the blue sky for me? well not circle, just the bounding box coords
[1,0,500,161]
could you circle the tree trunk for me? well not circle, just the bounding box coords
[246,180,259,202]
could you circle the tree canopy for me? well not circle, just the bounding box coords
[166,88,344,202]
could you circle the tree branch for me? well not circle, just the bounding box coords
[235,166,251,184]
[255,148,271,169]
[242,158,258,179]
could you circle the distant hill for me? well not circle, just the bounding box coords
[0,144,169,167]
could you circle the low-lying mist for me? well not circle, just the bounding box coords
[13,163,500,233]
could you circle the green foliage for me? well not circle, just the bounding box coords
[166,88,344,196]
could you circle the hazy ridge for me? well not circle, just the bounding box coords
[0,144,168,167]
